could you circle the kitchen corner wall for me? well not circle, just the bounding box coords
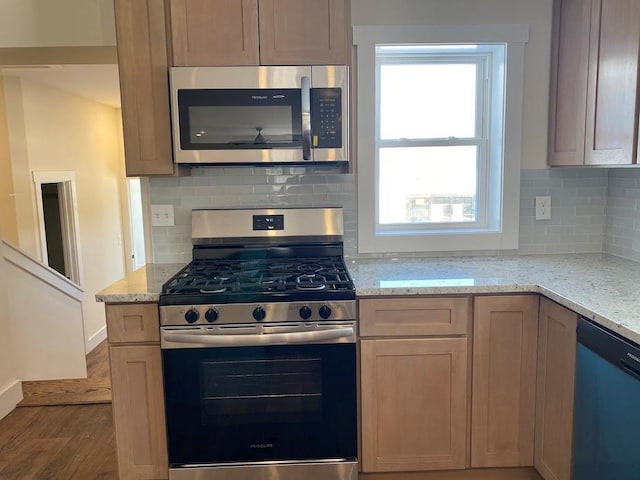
[148,167,609,263]
[605,169,640,262]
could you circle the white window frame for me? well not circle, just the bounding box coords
[354,25,529,254]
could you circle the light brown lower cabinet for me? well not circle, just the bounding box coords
[534,298,578,480]
[471,295,539,467]
[360,337,468,472]
[106,303,168,480]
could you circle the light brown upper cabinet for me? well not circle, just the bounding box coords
[471,295,539,468]
[168,0,349,66]
[549,0,640,166]
[113,0,174,176]
[168,0,260,66]
[258,0,348,65]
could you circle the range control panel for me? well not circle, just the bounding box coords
[253,214,284,231]
[311,88,342,148]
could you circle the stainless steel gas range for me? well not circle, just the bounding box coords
[159,207,357,480]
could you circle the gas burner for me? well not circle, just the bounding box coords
[296,273,327,291]
[199,276,233,294]
[297,263,324,274]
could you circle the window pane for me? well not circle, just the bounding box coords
[378,146,478,225]
[380,63,477,139]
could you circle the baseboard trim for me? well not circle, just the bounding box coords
[0,379,23,420]
[360,467,542,480]
[87,326,107,353]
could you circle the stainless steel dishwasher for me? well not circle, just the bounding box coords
[572,317,640,479]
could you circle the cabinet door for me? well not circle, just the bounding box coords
[471,295,539,467]
[259,0,348,65]
[114,0,174,175]
[534,298,578,480]
[110,345,168,480]
[169,0,259,66]
[548,0,591,166]
[585,0,640,165]
[360,338,468,472]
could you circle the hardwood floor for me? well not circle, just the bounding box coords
[0,402,545,480]
[19,340,111,406]
[0,404,117,479]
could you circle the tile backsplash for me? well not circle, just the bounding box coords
[604,169,640,262]
[149,165,356,263]
[149,166,614,264]
[518,169,607,255]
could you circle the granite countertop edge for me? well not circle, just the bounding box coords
[95,254,640,345]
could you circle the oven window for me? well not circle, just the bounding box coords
[200,356,322,425]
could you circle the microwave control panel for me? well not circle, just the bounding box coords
[311,88,342,148]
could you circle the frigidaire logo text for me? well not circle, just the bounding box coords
[250,443,274,449]
[627,352,640,364]
[251,95,268,100]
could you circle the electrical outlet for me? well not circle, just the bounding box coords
[535,196,551,220]
[151,204,175,226]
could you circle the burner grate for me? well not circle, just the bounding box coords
[162,256,354,300]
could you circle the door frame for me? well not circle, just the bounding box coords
[32,170,83,285]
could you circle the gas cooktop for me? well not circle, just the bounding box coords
[159,255,355,306]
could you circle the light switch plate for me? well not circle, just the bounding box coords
[151,204,175,226]
[535,196,551,220]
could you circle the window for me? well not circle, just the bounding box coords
[354,25,528,253]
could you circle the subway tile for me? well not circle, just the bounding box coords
[147,167,618,263]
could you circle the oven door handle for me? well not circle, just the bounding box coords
[162,327,354,347]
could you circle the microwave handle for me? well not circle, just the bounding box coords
[301,76,312,160]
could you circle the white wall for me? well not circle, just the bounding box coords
[0,243,22,420]
[351,0,553,170]
[0,0,116,48]
[2,76,127,351]
[3,241,86,381]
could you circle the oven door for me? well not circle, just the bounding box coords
[161,324,357,468]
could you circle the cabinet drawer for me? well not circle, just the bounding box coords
[359,297,470,337]
[106,303,160,344]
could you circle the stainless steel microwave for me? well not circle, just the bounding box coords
[170,66,348,165]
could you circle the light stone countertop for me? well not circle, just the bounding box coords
[95,263,184,303]
[96,253,640,345]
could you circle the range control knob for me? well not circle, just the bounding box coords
[319,305,332,319]
[299,305,312,320]
[253,306,266,322]
[205,308,219,323]
[184,308,200,324]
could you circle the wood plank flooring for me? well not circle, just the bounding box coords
[0,401,545,480]
[0,404,117,479]
[19,340,111,406]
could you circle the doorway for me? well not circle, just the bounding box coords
[125,178,146,271]
[33,171,82,285]
[40,183,66,277]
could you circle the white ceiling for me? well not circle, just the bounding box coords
[0,64,121,108]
